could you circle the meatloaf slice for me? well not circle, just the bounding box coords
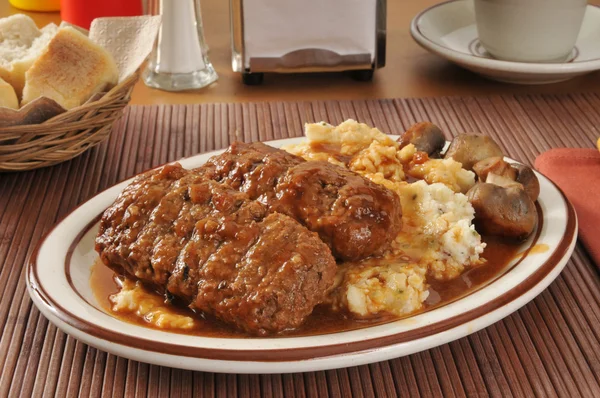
[166,180,268,302]
[96,163,337,335]
[95,164,188,279]
[127,172,207,286]
[197,141,304,201]
[190,212,337,335]
[201,142,403,261]
[271,161,403,261]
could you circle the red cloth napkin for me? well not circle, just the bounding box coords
[535,148,600,265]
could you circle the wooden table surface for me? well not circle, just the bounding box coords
[2,0,600,105]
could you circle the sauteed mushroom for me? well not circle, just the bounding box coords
[513,164,540,201]
[473,157,517,182]
[398,122,446,157]
[467,183,537,240]
[473,158,540,202]
[485,173,522,189]
[444,135,504,170]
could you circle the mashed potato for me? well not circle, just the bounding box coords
[285,119,475,193]
[287,119,486,318]
[284,119,412,182]
[329,260,429,317]
[408,158,475,194]
[395,181,486,280]
[304,119,397,156]
[110,279,197,330]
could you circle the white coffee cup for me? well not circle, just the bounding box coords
[474,0,588,63]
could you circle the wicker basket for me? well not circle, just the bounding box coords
[0,70,139,172]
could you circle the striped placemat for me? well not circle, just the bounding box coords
[1,94,600,397]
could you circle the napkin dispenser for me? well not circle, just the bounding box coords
[230,0,386,84]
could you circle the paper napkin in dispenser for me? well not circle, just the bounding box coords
[242,0,377,69]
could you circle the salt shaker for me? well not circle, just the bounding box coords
[143,0,218,91]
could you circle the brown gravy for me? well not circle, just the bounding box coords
[90,235,534,338]
[309,142,352,164]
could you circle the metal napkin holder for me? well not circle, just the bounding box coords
[229,0,386,84]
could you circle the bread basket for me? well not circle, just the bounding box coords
[0,70,139,172]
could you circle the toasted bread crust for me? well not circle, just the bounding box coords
[22,27,118,110]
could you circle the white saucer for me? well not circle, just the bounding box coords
[410,0,600,84]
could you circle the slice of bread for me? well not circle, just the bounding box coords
[0,15,58,98]
[22,26,119,110]
[0,76,18,109]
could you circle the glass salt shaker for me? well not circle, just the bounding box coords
[143,0,218,91]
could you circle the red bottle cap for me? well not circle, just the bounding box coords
[60,0,143,30]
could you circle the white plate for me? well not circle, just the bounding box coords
[410,0,600,84]
[27,137,577,374]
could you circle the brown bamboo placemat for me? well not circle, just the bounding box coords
[1,95,600,397]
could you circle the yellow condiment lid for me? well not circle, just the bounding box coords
[9,0,60,12]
